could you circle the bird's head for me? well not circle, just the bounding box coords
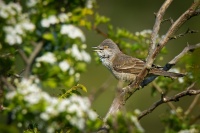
[93,39,121,59]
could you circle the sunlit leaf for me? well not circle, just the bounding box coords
[59,84,87,99]
[42,33,54,41]
[77,84,87,92]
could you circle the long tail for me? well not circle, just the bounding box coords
[150,68,185,78]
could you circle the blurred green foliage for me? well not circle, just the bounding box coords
[161,107,200,133]
[0,0,200,133]
[107,111,144,133]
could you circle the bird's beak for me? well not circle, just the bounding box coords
[92,46,101,52]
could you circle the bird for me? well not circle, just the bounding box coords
[93,39,184,83]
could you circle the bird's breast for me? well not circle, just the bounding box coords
[100,58,112,69]
[100,55,136,82]
[111,69,136,82]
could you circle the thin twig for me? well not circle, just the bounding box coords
[18,49,29,64]
[141,43,200,87]
[169,28,198,40]
[161,17,174,24]
[0,76,15,91]
[0,78,3,111]
[185,94,200,116]
[99,1,200,131]
[152,81,183,119]
[169,43,200,64]
[29,42,43,64]
[89,76,113,102]
[93,26,108,38]
[0,50,19,58]
[13,69,25,78]
[132,0,200,91]
[148,0,174,65]
[190,114,200,125]
[133,0,200,116]
[138,83,199,120]
[24,42,44,77]
[152,81,163,93]
[115,80,124,96]
[152,1,200,60]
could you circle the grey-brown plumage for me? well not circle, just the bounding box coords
[93,39,184,82]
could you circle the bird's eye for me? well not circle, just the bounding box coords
[104,45,109,49]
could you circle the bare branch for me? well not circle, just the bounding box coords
[185,94,200,116]
[152,81,184,119]
[0,76,15,91]
[28,42,44,64]
[0,79,3,112]
[93,26,108,38]
[18,49,29,64]
[138,83,199,120]
[148,0,174,65]
[169,29,198,40]
[152,81,163,93]
[161,17,174,24]
[141,43,200,87]
[89,76,113,102]
[116,27,200,123]
[169,43,200,64]
[191,8,200,17]
[152,1,200,60]
[190,114,200,125]
[24,42,44,77]
[153,82,174,108]
[132,0,200,98]
[103,87,127,122]
[0,50,19,58]
[101,1,200,129]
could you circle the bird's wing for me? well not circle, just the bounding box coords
[113,54,145,74]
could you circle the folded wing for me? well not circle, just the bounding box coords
[113,54,145,74]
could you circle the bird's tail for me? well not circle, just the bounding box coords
[150,68,185,78]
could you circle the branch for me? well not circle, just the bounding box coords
[152,81,176,110]
[24,42,44,77]
[18,49,29,64]
[0,78,3,111]
[0,76,15,91]
[152,81,183,119]
[89,76,113,102]
[169,43,200,64]
[132,1,200,90]
[169,28,198,40]
[29,42,44,64]
[185,94,200,116]
[151,1,200,60]
[101,1,200,126]
[161,17,174,24]
[141,43,200,87]
[0,50,19,58]
[148,0,173,65]
[190,114,200,125]
[93,26,108,38]
[138,83,199,120]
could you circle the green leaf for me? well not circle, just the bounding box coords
[44,78,57,88]
[77,84,87,92]
[76,62,86,72]
[59,84,87,99]
[42,33,54,41]
[64,76,75,87]
[94,13,110,26]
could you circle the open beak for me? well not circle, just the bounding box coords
[92,46,101,52]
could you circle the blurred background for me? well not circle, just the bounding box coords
[0,0,199,132]
[80,0,200,132]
